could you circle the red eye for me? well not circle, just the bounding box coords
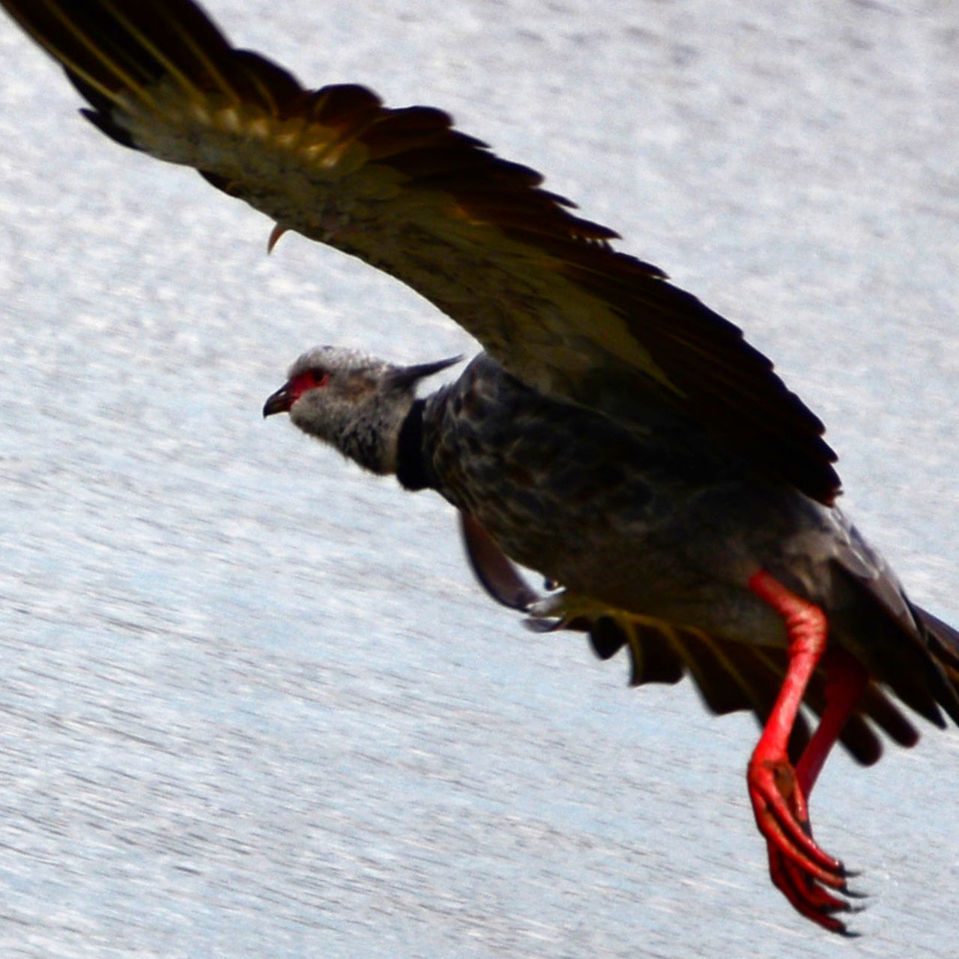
[286,368,330,405]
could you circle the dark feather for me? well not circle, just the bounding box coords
[0,0,839,503]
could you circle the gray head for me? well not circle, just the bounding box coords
[263,346,459,474]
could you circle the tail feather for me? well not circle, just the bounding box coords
[830,549,959,731]
[858,684,920,748]
[914,604,959,675]
[912,603,959,725]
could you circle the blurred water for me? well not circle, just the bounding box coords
[0,1,957,957]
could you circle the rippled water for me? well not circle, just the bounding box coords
[0,2,957,956]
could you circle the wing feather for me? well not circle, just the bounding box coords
[460,511,917,766]
[0,0,840,502]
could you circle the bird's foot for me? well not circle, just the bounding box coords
[748,754,859,934]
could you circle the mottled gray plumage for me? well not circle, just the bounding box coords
[264,347,959,768]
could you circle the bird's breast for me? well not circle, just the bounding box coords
[421,356,817,630]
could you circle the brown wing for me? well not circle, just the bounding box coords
[0,0,840,503]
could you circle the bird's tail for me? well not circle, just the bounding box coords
[913,603,959,706]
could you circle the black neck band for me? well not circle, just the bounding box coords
[396,399,431,491]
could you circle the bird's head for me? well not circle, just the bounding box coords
[263,346,459,474]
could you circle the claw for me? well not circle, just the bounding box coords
[748,757,845,880]
[770,847,857,934]
[749,751,864,931]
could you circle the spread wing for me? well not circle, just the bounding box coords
[0,0,840,503]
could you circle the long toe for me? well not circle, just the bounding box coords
[748,758,846,884]
[770,850,861,934]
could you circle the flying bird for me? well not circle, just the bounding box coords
[2,0,957,935]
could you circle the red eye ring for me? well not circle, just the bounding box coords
[284,368,331,406]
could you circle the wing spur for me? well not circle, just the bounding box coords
[0,0,840,503]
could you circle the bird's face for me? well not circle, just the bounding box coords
[262,349,388,443]
[261,365,331,418]
[263,346,460,430]
[262,346,459,474]
[262,346,419,478]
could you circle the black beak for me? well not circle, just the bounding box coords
[262,384,292,418]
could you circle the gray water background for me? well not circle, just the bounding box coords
[0,1,957,956]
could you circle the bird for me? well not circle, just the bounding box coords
[261,343,959,935]
[1,0,956,935]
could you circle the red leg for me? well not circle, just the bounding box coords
[747,571,866,934]
[796,647,868,796]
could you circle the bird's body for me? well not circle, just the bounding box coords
[425,353,815,634]
[3,0,957,935]
[426,357,953,705]
[266,346,959,771]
